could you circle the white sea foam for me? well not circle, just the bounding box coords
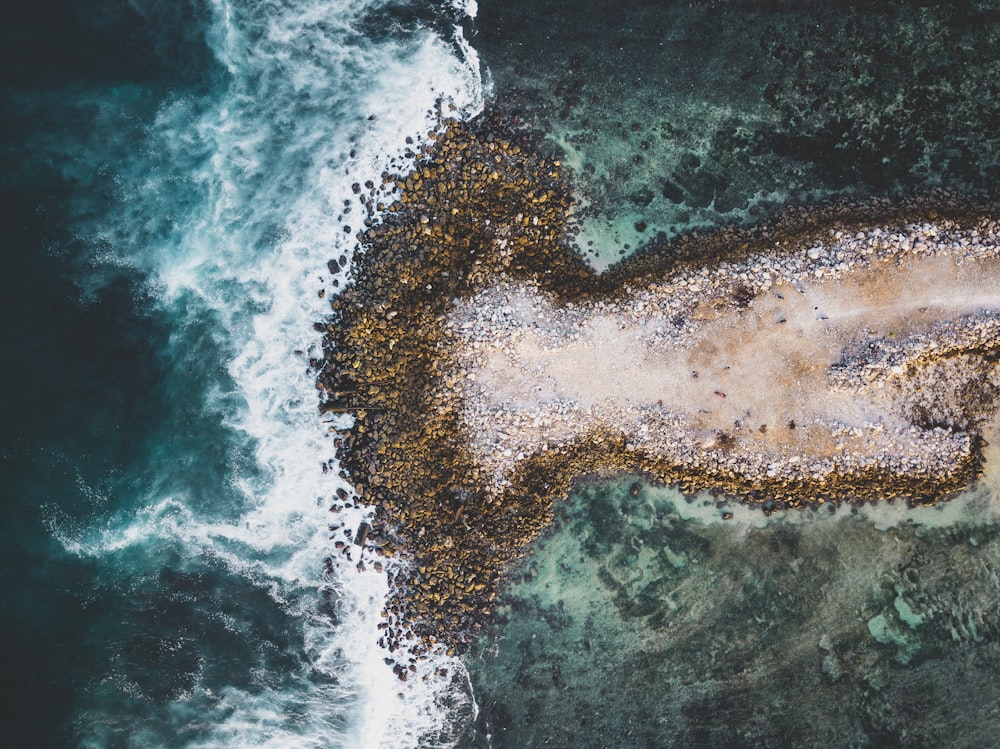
[56,0,484,746]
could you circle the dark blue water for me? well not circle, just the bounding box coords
[2,0,483,746]
[2,3,223,745]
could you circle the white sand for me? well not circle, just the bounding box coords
[444,219,1000,498]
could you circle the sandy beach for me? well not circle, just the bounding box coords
[446,221,1000,505]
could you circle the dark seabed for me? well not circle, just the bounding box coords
[475,0,1000,264]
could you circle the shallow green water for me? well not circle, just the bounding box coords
[464,476,1000,747]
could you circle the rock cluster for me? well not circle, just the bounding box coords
[317,113,588,665]
[317,110,1000,663]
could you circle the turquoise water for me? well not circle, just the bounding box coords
[464,477,1000,747]
[4,0,1000,746]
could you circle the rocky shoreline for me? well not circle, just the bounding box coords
[317,111,1000,665]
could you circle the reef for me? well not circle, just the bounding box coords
[316,113,1000,658]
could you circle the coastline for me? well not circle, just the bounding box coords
[317,112,1000,658]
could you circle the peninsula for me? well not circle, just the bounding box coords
[318,114,1000,659]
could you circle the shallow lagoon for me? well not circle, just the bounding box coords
[465,470,1000,747]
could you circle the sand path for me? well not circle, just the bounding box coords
[449,232,1000,491]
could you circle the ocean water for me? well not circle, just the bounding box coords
[476,0,1000,266]
[2,0,482,746]
[3,1,1000,748]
